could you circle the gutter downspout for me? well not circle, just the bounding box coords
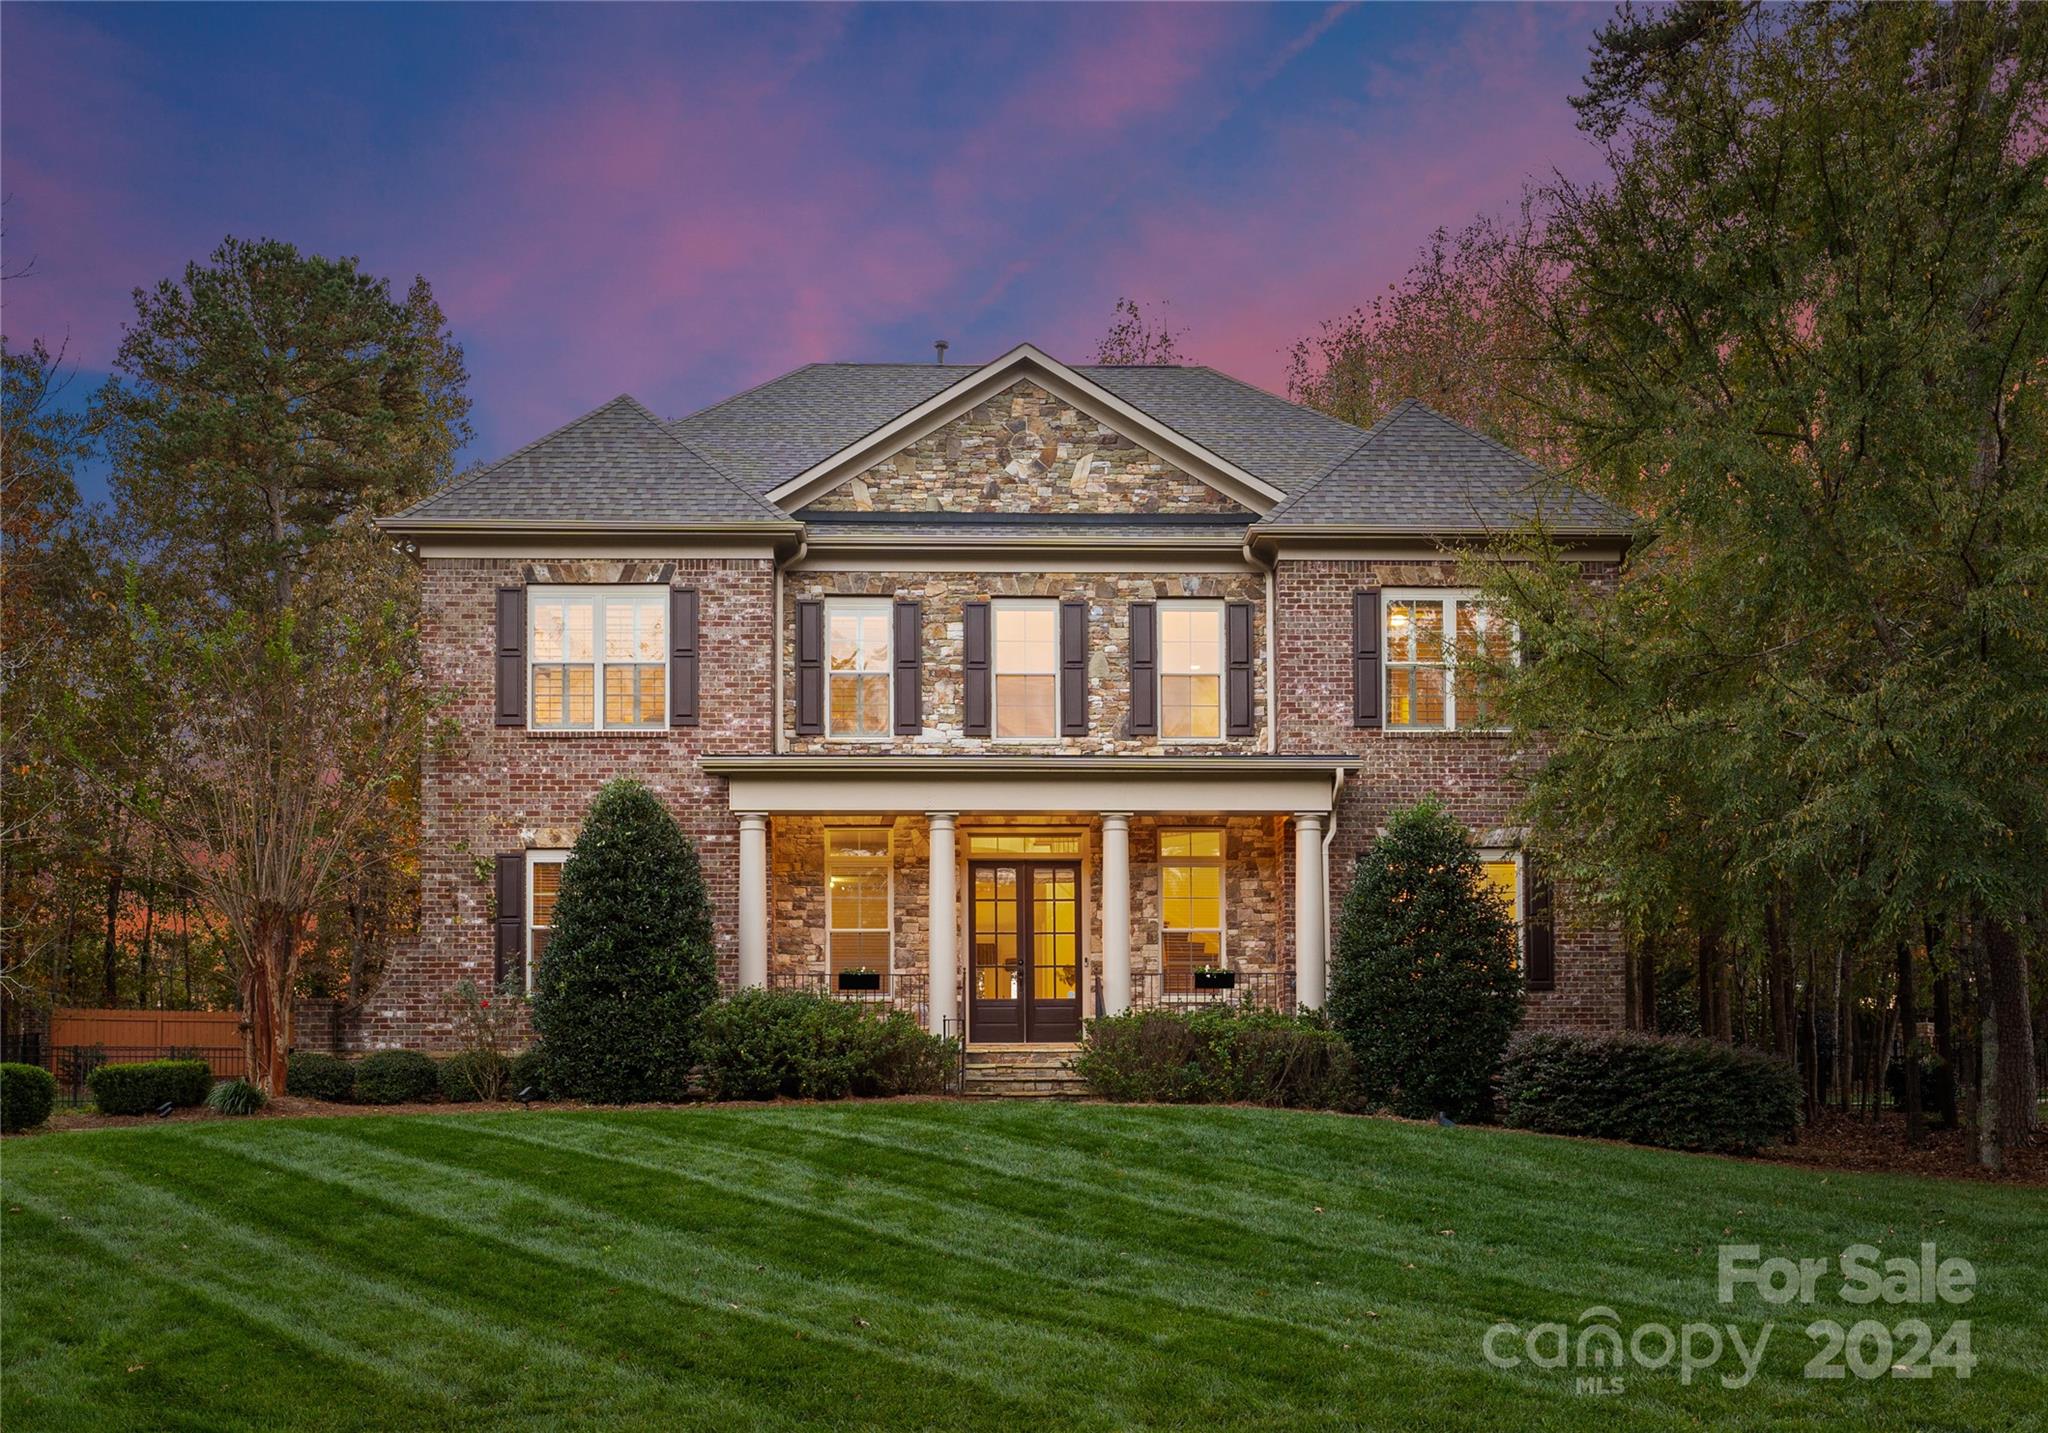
[1243,535,1278,755]
[1323,766,1343,980]
[773,538,807,754]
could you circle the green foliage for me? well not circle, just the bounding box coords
[531,780,719,1103]
[351,1050,440,1105]
[0,1063,57,1132]
[507,1047,550,1100]
[1073,1008,1356,1108]
[285,1051,357,1103]
[438,1051,510,1103]
[696,989,956,1101]
[87,1059,212,1116]
[205,1079,268,1117]
[1329,800,1526,1120]
[1502,1033,1801,1155]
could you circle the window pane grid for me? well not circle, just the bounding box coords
[1384,593,1510,732]
[993,603,1057,739]
[529,591,666,730]
[1158,605,1223,739]
[1160,830,1225,992]
[827,605,892,738]
[827,828,892,984]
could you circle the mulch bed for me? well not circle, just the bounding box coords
[1753,1108,2046,1185]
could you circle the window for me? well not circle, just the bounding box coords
[529,587,666,731]
[526,850,567,992]
[1383,590,1512,731]
[1475,848,1522,969]
[1160,829,1225,992]
[965,831,1082,858]
[993,601,1058,739]
[825,828,892,986]
[827,601,892,738]
[1159,602,1223,740]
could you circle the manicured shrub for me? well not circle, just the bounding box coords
[352,1050,440,1105]
[697,989,956,1101]
[1328,800,1526,1121]
[1501,1032,1801,1154]
[439,1051,510,1103]
[507,1047,550,1100]
[1074,1008,1356,1108]
[206,1079,268,1117]
[532,779,719,1103]
[86,1059,212,1116]
[285,1051,357,1103]
[1,1062,57,1132]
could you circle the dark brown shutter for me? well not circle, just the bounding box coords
[1351,590,1381,727]
[795,599,825,736]
[962,600,992,737]
[1127,601,1158,736]
[495,587,526,727]
[893,599,922,735]
[1225,601,1255,737]
[494,852,524,988]
[1525,859,1556,991]
[1059,599,1088,736]
[670,588,700,728]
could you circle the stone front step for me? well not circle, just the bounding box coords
[961,1044,1088,1099]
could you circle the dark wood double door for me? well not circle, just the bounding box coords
[969,860,1082,1043]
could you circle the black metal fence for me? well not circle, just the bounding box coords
[763,970,931,1028]
[1129,968,1296,1014]
[48,1045,247,1107]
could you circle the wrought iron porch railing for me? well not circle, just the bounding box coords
[1128,968,1296,1015]
[763,970,930,1026]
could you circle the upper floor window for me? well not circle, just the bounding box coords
[993,600,1058,739]
[1383,590,1511,731]
[1159,602,1224,740]
[1160,829,1225,991]
[827,600,892,739]
[529,587,666,731]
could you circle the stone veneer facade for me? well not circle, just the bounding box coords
[802,381,1250,516]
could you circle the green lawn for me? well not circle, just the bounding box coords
[2,1104,2041,1431]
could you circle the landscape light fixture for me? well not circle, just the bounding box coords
[516,1086,538,1107]
[155,1101,176,1118]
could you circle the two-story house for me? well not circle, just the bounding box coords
[350,344,1632,1058]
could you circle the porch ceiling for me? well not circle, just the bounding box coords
[700,754,1356,815]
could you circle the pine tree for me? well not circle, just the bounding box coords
[531,780,718,1102]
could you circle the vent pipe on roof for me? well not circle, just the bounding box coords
[933,339,949,365]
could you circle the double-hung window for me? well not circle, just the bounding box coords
[529,587,666,730]
[526,850,567,992]
[1160,829,1225,992]
[993,600,1058,739]
[827,600,892,739]
[1383,590,1511,731]
[1159,602,1224,740]
[825,828,892,988]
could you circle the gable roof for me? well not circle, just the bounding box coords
[384,394,794,531]
[1252,399,1634,537]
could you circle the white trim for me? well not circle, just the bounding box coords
[525,849,569,995]
[1380,587,1514,734]
[822,597,895,742]
[767,344,1284,513]
[990,598,1060,742]
[526,585,669,733]
[1156,598,1227,744]
[791,549,1258,574]
[824,825,895,983]
[417,540,780,560]
[1159,827,1228,980]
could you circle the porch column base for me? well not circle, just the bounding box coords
[927,812,958,1037]
[1101,812,1132,1016]
[1294,811,1327,1009]
[738,812,769,988]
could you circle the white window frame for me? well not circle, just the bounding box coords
[1159,827,1227,994]
[1381,589,1514,733]
[825,826,894,984]
[527,585,668,733]
[1156,599,1227,744]
[824,598,894,742]
[525,849,569,994]
[991,598,1060,742]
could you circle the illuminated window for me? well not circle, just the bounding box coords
[993,601,1058,739]
[1384,590,1511,731]
[1475,849,1522,968]
[530,587,666,730]
[965,831,1082,858]
[1160,829,1225,991]
[826,828,892,985]
[527,850,568,992]
[826,601,892,739]
[1159,602,1223,740]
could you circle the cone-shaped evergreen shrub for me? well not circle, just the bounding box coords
[531,778,717,1102]
[1328,799,1525,1120]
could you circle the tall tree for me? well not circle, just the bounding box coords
[1093,297,1189,365]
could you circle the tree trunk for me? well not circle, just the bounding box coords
[99,869,125,1007]
[241,907,300,1095]
[1979,915,2039,1170]
[1897,940,1923,1147]
[1637,942,1658,1034]
[1933,962,1960,1131]
[1835,947,1852,1115]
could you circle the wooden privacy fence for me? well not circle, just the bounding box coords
[49,1007,244,1052]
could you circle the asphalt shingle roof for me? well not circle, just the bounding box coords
[389,394,791,526]
[1253,399,1633,535]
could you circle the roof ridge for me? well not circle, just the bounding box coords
[1185,364,1381,440]
[1400,400,1635,526]
[387,393,649,524]
[620,393,791,522]
[667,362,830,429]
[1255,398,1420,525]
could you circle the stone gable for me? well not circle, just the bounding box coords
[801,380,1250,516]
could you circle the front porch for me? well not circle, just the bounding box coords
[702,755,1354,1046]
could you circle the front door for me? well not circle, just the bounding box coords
[969,861,1082,1042]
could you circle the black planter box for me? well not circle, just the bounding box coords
[1192,969,1237,991]
[837,970,882,992]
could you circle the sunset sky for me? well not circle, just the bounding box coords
[3,2,1612,496]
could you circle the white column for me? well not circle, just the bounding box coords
[926,812,958,1036]
[1101,813,1132,1016]
[737,812,769,989]
[1294,811,1327,1009]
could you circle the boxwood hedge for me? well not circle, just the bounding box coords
[1501,1032,1800,1154]
[86,1059,212,1116]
